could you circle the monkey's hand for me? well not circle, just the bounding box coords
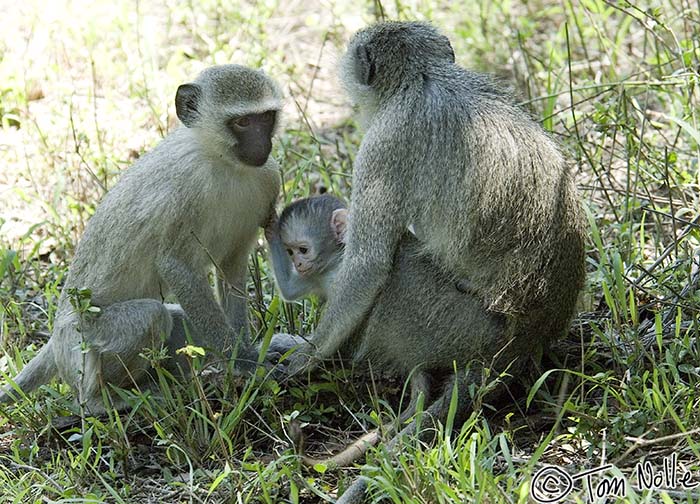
[260,333,316,378]
[264,212,280,242]
[262,333,307,362]
[280,342,321,377]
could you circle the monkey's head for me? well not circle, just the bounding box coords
[279,195,347,277]
[175,65,283,167]
[340,22,455,109]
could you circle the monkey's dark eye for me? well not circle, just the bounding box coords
[235,116,251,128]
[299,247,308,254]
[286,249,293,256]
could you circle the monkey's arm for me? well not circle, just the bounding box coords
[217,247,251,341]
[295,170,403,368]
[158,255,257,365]
[266,228,317,301]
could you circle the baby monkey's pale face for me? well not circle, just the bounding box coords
[278,207,347,278]
[283,237,317,276]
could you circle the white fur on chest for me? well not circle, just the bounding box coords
[194,165,275,262]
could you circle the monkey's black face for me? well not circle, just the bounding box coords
[228,110,276,166]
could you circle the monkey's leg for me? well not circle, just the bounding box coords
[159,254,257,374]
[59,299,174,414]
[301,371,431,469]
[161,303,200,375]
[217,247,258,366]
[163,304,288,378]
[335,372,474,504]
[401,371,432,422]
[0,338,57,405]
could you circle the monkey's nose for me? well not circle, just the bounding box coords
[237,135,272,166]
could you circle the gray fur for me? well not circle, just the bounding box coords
[278,22,586,503]
[0,65,282,414]
[266,197,506,482]
[267,194,346,301]
[268,200,509,377]
[287,20,585,374]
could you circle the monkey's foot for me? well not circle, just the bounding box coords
[282,344,320,377]
[263,333,308,361]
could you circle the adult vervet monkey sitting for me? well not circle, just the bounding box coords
[282,20,585,390]
[0,65,283,414]
[267,21,586,503]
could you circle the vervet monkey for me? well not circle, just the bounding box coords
[283,20,585,385]
[265,194,348,302]
[264,195,508,469]
[279,22,586,503]
[0,65,282,414]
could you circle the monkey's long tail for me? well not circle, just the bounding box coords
[335,373,477,504]
[300,389,426,470]
[0,339,57,404]
[301,429,383,470]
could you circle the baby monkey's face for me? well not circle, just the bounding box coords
[279,206,347,278]
[283,238,317,276]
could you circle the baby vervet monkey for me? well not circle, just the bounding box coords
[265,194,348,302]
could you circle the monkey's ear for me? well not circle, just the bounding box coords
[440,35,455,63]
[355,44,376,86]
[331,208,349,244]
[175,83,202,127]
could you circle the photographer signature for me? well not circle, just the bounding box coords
[530,454,698,503]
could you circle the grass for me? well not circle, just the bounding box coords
[1,0,699,502]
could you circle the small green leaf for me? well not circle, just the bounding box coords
[176,345,206,357]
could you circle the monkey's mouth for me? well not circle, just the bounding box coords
[236,151,269,167]
[296,265,312,276]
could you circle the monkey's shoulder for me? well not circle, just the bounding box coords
[100,128,276,219]
[354,116,416,169]
[100,129,200,199]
